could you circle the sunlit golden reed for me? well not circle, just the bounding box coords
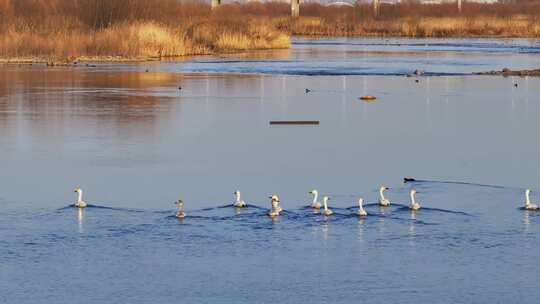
[0,0,539,62]
[0,0,290,62]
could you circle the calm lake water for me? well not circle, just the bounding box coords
[1,38,540,303]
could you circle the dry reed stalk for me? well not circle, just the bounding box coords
[1,0,540,61]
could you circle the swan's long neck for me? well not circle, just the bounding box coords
[526,191,531,205]
[379,188,386,201]
[312,192,319,204]
[323,198,329,211]
[358,200,364,211]
[77,191,83,203]
[410,192,416,205]
[271,200,278,211]
[235,192,241,202]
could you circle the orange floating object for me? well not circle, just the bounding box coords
[359,95,377,101]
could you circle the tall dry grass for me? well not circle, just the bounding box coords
[287,2,540,37]
[0,0,290,62]
[1,0,540,62]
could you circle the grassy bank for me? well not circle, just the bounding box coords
[1,1,540,63]
[0,0,290,63]
[285,2,540,37]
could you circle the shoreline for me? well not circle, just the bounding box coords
[2,2,540,65]
[2,35,539,66]
[2,59,537,78]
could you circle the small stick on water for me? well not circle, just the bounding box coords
[270,121,320,125]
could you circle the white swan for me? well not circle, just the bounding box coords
[74,187,87,208]
[322,196,333,216]
[309,190,322,209]
[233,190,247,208]
[175,199,186,218]
[409,189,421,211]
[379,186,390,206]
[357,198,367,216]
[272,194,283,213]
[268,195,281,217]
[525,189,539,210]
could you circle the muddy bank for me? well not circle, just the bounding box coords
[477,68,540,77]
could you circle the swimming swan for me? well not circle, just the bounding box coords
[357,198,367,216]
[273,194,283,213]
[175,199,186,218]
[525,189,539,210]
[379,186,390,206]
[309,190,322,209]
[409,189,421,211]
[268,195,281,217]
[322,196,333,216]
[74,187,87,208]
[233,190,247,208]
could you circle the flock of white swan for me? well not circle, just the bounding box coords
[73,186,539,219]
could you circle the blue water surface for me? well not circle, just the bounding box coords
[1,38,540,303]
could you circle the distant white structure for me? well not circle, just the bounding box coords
[326,1,355,6]
[465,0,498,3]
[417,0,498,3]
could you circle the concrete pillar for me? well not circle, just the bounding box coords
[291,0,299,18]
[373,0,379,17]
[211,0,220,10]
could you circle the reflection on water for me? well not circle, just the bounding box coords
[408,211,417,241]
[377,216,385,239]
[1,67,539,209]
[357,217,365,242]
[0,69,180,148]
[321,221,330,241]
[523,210,530,232]
[76,208,84,234]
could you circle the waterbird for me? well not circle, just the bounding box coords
[514,83,518,88]
[178,86,182,90]
[379,186,390,206]
[404,177,416,183]
[74,187,87,208]
[309,190,322,209]
[305,88,311,93]
[322,196,333,216]
[409,189,421,211]
[268,195,281,217]
[175,199,186,218]
[525,189,538,210]
[233,190,247,208]
[273,195,283,213]
[357,198,367,216]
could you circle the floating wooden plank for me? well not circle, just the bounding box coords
[269,120,319,125]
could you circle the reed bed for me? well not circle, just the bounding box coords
[287,2,540,37]
[0,0,539,62]
[0,0,290,62]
